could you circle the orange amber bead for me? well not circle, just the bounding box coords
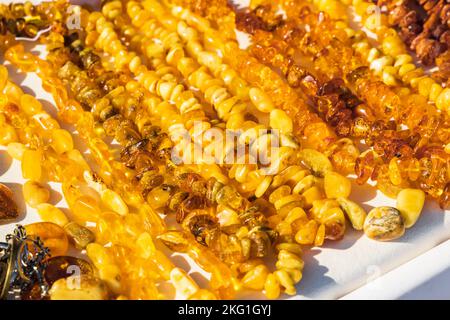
[25,222,69,257]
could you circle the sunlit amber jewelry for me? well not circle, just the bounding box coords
[170,0,449,207]
[3,45,219,299]
[160,0,361,176]
[0,0,68,38]
[359,0,449,85]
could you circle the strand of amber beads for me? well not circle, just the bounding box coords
[55,29,282,277]
[156,1,449,206]
[94,1,316,298]
[355,0,449,81]
[348,0,449,105]
[0,0,68,39]
[0,65,153,299]
[3,44,217,299]
[5,43,168,235]
[230,5,445,199]
[138,0,355,236]
[48,21,243,298]
[80,8,306,298]
[161,1,361,176]
[101,0,350,243]
[231,1,450,206]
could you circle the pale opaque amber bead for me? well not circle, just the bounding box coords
[21,149,42,181]
[242,265,269,291]
[37,203,69,227]
[23,180,50,208]
[269,109,293,134]
[264,273,280,299]
[324,171,352,198]
[396,189,425,228]
[20,94,43,115]
[49,275,108,300]
[6,142,26,160]
[51,129,74,154]
[249,87,274,113]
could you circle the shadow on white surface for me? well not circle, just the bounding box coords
[399,267,450,300]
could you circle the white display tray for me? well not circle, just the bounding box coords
[1,0,449,300]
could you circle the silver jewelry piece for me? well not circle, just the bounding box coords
[0,225,50,300]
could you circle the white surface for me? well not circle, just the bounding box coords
[1,0,450,300]
[342,239,450,300]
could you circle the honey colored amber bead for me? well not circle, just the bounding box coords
[25,222,69,257]
[0,182,18,221]
[0,123,18,145]
[0,65,7,91]
[101,189,129,216]
[64,222,96,249]
[45,256,94,286]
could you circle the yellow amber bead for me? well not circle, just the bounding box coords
[314,224,326,246]
[20,94,42,115]
[72,195,102,224]
[295,220,318,244]
[23,180,50,208]
[396,189,425,228]
[0,65,7,92]
[302,186,324,208]
[249,87,274,113]
[49,275,108,300]
[436,88,450,112]
[242,265,269,291]
[101,189,128,216]
[264,273,280,299]
[51,129,74,154]
[6,142,26,160]
[429,83,443,102]
[170,268,200,299]
[324,172,352,198]
[270,109,293,134]
[0,124,18,145]
[22,149,42,181]
[37,203,69,227]
[418,77,435,98]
